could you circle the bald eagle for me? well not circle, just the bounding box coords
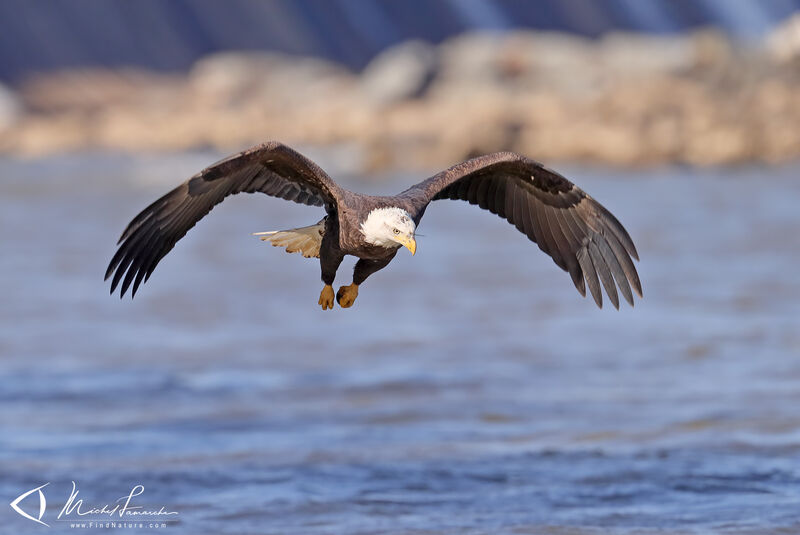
[106,142,641,309]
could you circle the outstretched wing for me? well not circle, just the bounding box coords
[400,152,641,308]
[106,142,343,298]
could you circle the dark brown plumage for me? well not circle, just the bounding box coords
[106,142,641,309]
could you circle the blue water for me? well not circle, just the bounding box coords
[1,154,800,534]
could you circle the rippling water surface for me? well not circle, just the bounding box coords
[1,154,799,534]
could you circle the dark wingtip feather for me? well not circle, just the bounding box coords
[619,226,639,262]
[621,288,634,307]
[595,233,633,307]
[119,265,138,298]
[577,248,603,308]
[629,260,643,298]
[570,266,586,297]
[603,230,641,304]
[130,267,148,298]
[587,240,619,309]
[110,269,121,294]
[594,202,638,261]
[105,247,126,281]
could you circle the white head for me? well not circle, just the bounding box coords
[360,207,417,254]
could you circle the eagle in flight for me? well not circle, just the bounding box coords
[106,142,641,310]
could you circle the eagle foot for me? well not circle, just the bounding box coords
[318,284,335,310]
[336,284,359,308]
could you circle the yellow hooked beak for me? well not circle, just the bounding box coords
[397,235,417,255]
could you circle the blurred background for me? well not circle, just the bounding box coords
[2,1,800,534]
[2,0,800,168]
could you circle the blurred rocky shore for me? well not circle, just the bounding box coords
[2,20,800,171]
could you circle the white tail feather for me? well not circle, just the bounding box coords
[253,219,325,258]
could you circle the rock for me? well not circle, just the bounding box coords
[189,51,356,109]
[2,26,800,168]
[767,12,800,62]
[0,82,21,130]
[599,33,695,76]
[359,40,437,105]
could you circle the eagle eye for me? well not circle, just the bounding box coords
[392,228,400,234]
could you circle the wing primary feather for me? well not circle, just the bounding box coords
[119,256,143,298]
[530,197,564,268]
[130,266,148,298]
[124,227,168,295]
[577,247,602,308]
[110,222,161,295]
[588,240,619,309]
[553,203,584,249]
[564,204,621,306]
[130,224,178,296]
[110,220,162,292]
[521,188,543,245]
[593,201,639,261]
[572,260,586,297]
[561,203,590,240]
[114,187,208,296]
[142,195,211,273]
[605,230,642,298]
[107,197,174,278]
[563,208,605,298]
[106,241,130,280]
[544,205,583,291]
[118,210,156,245]
[595,232,633,306]
[118,193,174,243]
[551,209,586,295]
[120,217,171,295]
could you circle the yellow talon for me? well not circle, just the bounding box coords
[318,284,335,310]
[336,283,359,308]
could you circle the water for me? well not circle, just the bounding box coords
[1,153,799,534]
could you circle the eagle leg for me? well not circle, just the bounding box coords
[336,284,359,308]
[318,284,335,310]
